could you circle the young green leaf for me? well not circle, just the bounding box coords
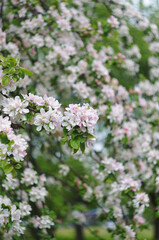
[4,164,13,174]
[86,133,95,139]
[61,137,67,145]
[19,67,33,77]
[70,138,80,150]
[80,142,85,153]
[2,75,10,85]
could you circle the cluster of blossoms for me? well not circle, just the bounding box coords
[63,104,98,135]
[24,93,63,132]
[0,116,28,163]
[108,104,124,124]
[1,92,98,137]
[2,96,29,121]
[0,195,29,237]
[30,215,54,229]
[107,16,119,28]
[72,210,86,224]
[59,164,70,176]
[1,94,62,132]
[0,165,54,239]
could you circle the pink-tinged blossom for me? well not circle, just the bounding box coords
[117,86,129,100]
[133,193,149,208]
[147,149,159,164]
[11,205,21,222]
[5,42,19,57]
[83,185,93,201]
[19,202,32,217]
[23,93,45,106]
[124,225,136,240]
[59,164,70,176]
[101,157,124,173]
[101,85,115,102]
[119,176,141,192]
[72,210,86,224]
[56,18,71,31]
[0,116,12,134]
[29,186,48,202]
[133,215,145,225]
[31,34,44,48]
[0,28,6,49]
[18,7,27,18]
[63,103,98,135]
[0,116,28,162]
[2,96,29,121]
[126,45,141,59]
[107,16,119,28]
[11,134,28,161]
[124,59,139,75]
[77,60,88,74]
[92,60,109,77]
[2,174,19,190]
[108,104,124,124]
[31,215,54,229]
[73,82,92,99]
[0,195,26,236]
[43,95,61,109]
[22,15,45,31]
[94,186,103,200]
[34,107,63,132]
[21,168,38,186]
[123,120,138,138]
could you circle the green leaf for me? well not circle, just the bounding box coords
[2,75,10,85]
[20,70,25,79]
[16,57,20,66]
[4,164,13,174]
[86,133,95,139]
[0,55,5,62]
[156,211,159,218]
[12,169,17,178]
[0,133,10,144]
[61,137,67,145]
[70,138,80,150]
[19,67,33,77]
[72,131,80,139]
[104,176,115,184]
[80,142,85,153]
[74,148,79,154]
[9,67,15,75]
[68,140,71,148]
[63,127,68,136]
[0,159,7,169]
[2,203,11,211]
[3,69,9,74]
[26,112,33,121]
[8,140,14,150]
[12,74,19,82]
[8,56,16,64]
[15,164,21,169]
[80,136,85,143]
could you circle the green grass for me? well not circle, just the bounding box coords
[55,227,111,240]
[55,227,153,240]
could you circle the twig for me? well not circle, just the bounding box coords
[85,225,106,240]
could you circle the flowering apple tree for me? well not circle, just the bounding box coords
[0,0,159,240]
